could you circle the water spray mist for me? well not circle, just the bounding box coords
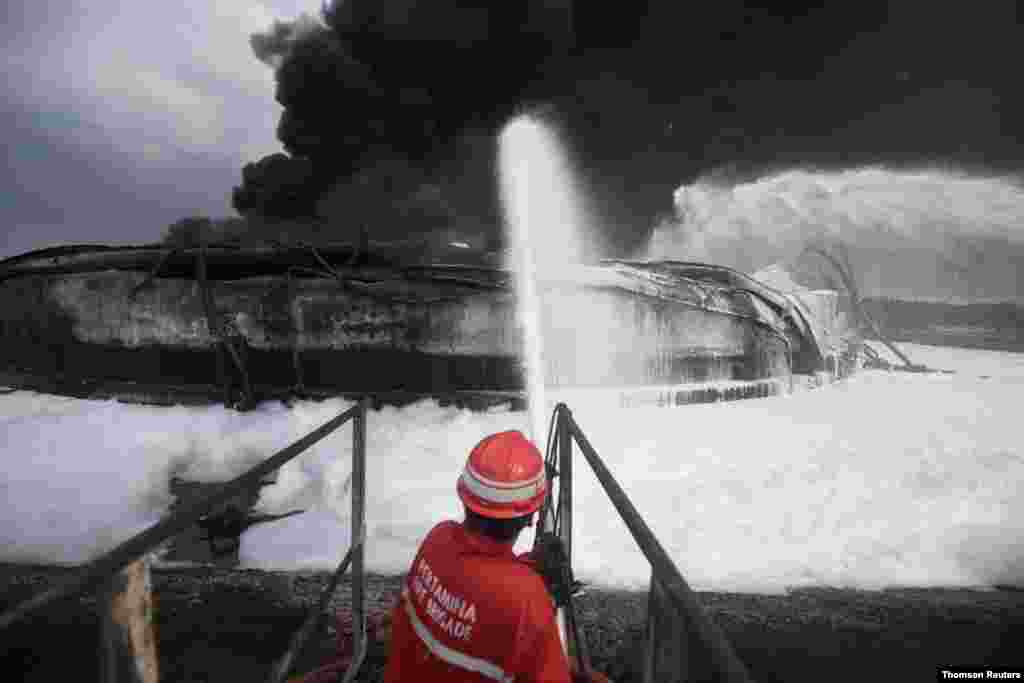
[498,114,592,443]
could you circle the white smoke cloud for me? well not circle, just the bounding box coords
[644,167,1024,304]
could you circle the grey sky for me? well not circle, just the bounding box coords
[1,0,314,257]
[2,2,1022,306]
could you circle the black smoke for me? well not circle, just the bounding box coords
[233,1,574,239]
[233,1,1024,253]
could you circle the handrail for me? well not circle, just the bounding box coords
[267,547,354,683]
[554,403,753,683]
[0,400,366,631]
[268,400,367,683]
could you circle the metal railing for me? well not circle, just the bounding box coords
[0,398,369,683]
[547,403,754,683]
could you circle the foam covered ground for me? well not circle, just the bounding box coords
[1,342,1021,593]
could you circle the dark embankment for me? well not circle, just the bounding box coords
[862,298,1024,353]
[2,564,1021,682]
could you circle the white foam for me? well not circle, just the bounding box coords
[239,509,352,571]
[1,344,1021,592]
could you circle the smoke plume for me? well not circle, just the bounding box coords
[233,1,575,238]
[230,1,1023,268]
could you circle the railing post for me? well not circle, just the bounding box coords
[342,398,368,683]
[266,399,369,683]
[555,405,594,674]
[265,548,355,683]
[557,407,572,563]
[642,572,658,683]
[645,575,692,682]
[98,556,159,683]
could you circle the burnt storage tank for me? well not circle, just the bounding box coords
[0,243,849,408]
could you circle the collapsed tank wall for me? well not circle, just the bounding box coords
[0,271,792,397]
[787,289,860,376]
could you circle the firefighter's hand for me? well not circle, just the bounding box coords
[370,611,393,644]
[516,549,538,566]
[533,532,572,601]
[571,665,613,683]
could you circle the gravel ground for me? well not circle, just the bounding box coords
[2,563,1023,682]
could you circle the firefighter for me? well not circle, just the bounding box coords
[384,430,609,683]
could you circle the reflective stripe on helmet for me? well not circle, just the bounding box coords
[464,460,545,490]
[402,590,514,682]
[459,466,544,504]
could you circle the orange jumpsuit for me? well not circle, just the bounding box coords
[384,520,572,682]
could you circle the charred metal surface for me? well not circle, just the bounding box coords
[0,281,787,394]
[0,243,504,282]
[164,477,280,566]
[0,343,524,394]
[2,273,790,371]
[0,248,851,404]
[37,272,519,357]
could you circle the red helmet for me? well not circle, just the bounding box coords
[457,431,547,519]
